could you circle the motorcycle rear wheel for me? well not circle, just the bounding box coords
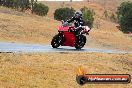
[75,35,86,49]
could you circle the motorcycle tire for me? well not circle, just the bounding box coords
[51,34,63,48]
[75,35,86,49]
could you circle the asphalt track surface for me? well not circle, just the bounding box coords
[0,42,131,54]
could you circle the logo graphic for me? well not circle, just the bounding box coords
[76,67,131,85]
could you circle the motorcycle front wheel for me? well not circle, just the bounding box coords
[51,34,63,48]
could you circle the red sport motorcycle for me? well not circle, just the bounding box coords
[51,21,90,49]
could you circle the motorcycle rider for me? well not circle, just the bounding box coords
[66,11,87,35]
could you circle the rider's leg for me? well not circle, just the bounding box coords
[75,27,83,36]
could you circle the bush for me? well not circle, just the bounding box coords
[81,7,94,29]
[33,3,49,16]
[1,0,30,10]
[104,10,109,18]
[54,7,75,21]
[117,2,132,33]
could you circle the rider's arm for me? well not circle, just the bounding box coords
[79,19,85,26]
[67,17,75,23]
